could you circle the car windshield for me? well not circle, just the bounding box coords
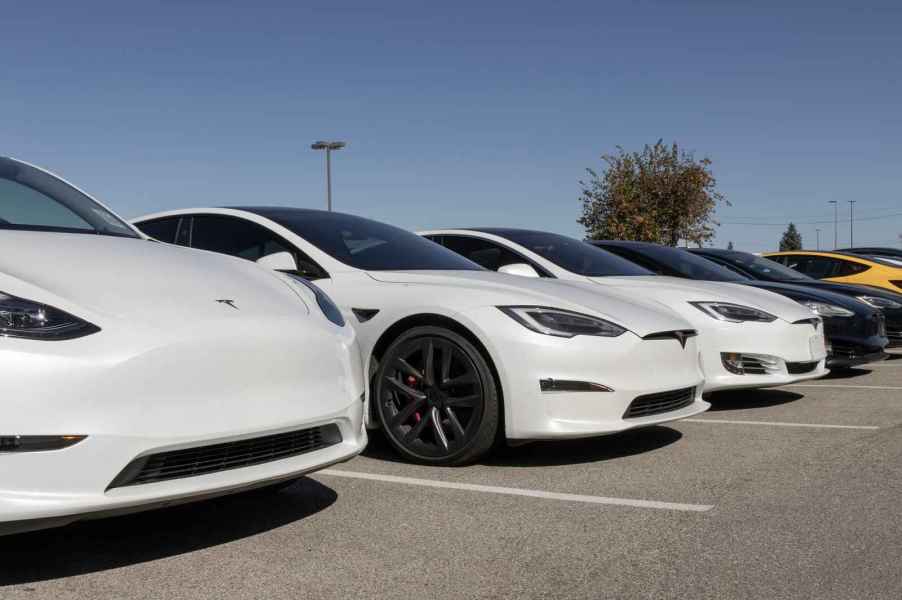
[487,230,652,276]
[717,252,812,281]
[257,209,484,271]
[0,158,139,238]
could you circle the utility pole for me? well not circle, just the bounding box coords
[848,200,857,247]
[311,141,346,211]
[828,200,838,249]
[815,228,821,250]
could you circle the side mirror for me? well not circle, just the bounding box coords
[256,251,298,272]
[498,262,540,278]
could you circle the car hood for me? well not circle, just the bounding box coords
[743,281,875,316]
[584,275,817,323]
[0,232,310,328]
[365,270,694,337]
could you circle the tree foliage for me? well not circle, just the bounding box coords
[578,140,727,246]
[779,222,803,251]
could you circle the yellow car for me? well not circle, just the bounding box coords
[764,250,902,293]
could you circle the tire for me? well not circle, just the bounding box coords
[374,326,499,466]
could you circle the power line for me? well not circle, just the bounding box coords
[720,211,902,227]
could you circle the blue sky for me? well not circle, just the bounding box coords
[2,0,900,251]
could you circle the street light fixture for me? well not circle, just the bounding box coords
[311,140,346,211]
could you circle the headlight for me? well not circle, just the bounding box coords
[800,301,854,318]
[690,301,777,323]
[857,295,902,310]
[288,276,345,327]
[498,306,626,338]
[0,292,99,340]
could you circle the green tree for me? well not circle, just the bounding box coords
[727,241,734,250]
[779,222,803,251]
[578,140,727,246]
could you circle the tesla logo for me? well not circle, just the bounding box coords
[673,331,691,349]
[215,299,239,310]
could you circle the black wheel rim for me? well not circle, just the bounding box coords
[379,336,485,459]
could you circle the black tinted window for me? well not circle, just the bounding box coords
[137,217,180,243]
[488,231,651,276]
[597,243,748,282]
[259,211,483,271]
[439,235,548,275]
[709,252,811,282]
[781,255,836,279]
[188,214,327,278]
[835,259,870,277]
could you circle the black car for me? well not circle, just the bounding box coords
[839,247,902,260]
[689,248,902,348]
[590,240,888,369]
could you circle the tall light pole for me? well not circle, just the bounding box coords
[848,200,857,247]
[828,200,838,249]
[311,141,346,211]
[815,228,821,250]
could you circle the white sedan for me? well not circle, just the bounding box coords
[419,229,828,392]
[0,158,366,535]
[134,207,710,466]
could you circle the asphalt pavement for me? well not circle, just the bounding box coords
[2,352,900,599]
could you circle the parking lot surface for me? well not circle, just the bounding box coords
[2,353,901,600]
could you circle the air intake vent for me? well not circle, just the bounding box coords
[786,361,819,375]
[624,387,695,419]
[108,424,342,489]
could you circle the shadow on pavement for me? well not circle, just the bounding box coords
[485,426,683,467]
[0,477,336,586]
[705,388,804,412]
[822,368,873,380]
[363,426,683,468]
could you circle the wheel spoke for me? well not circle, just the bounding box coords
[391,397,426,427]
[445,394,479,408]
[440,347,452,384]
[445,406,466,439]
[395,358,423,381]
[442,373,475,388]
[404,409,432,443]
[385,376,426,401]
[423,339,435,386]
[430,407,449,450]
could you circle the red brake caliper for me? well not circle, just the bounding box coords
[407,375,422,422]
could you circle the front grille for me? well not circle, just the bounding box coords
[108,424,342,489]
[786,361,819,374]
[624,386,695,419]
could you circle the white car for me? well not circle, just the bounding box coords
[419,229,829,392]
[134,207,710,466]
[0,158,366,535]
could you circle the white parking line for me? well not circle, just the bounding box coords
[683,418,879,430]
[788,384,902,391]
[317,469,713,513]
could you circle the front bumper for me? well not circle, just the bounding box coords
[0,318,366,535]
[464,307,709,440]
[696,319,829,392]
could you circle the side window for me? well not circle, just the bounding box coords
[788,256,834,278]
[189,215,328,279]
[135,217,180,243]
[834,259,870,277]
[440,235,546,274]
